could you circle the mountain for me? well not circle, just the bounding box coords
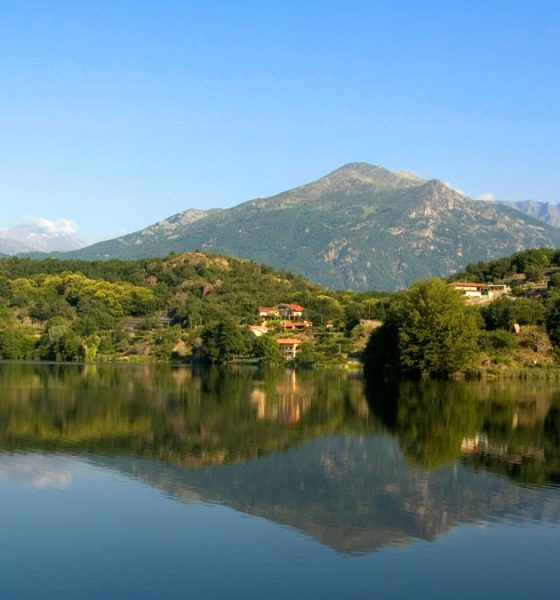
[0,222,85,254]
[498,200,560,228]
[65,163,560,290]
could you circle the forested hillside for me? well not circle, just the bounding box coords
[0,253,387,363]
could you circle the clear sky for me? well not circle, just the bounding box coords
[1,0,559,242]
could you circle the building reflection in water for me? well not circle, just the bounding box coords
[250,370,311,424]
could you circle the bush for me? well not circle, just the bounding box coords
[482,297,545,330]
[479,330,519,352]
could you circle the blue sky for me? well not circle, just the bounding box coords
[1,1,559,242]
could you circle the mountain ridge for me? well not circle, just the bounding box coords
[58,163,560,290]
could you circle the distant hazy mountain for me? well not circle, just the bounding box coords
[65,163,560,290]
[498,199,560,228]
[0,222,85,254]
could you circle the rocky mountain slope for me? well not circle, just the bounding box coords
[65,163,560,290]
[498,199,560,228]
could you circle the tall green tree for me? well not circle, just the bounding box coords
[201,319,248,363]
[364,279,480,379]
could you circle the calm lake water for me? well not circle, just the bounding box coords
[1,363,560,599]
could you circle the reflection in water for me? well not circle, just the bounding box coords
[0,363,371,466]
[0,453,74,489]
[1,363,560,554]
[367,380,560,487]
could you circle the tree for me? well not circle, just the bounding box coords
[305,295,344,326]
[546,298,560,347]
[364,279,480,379]
[38,324,85,362]
[201,320,248,363]
[482,297,545,330]
[513,248,553,272]
[253,335,284,364]
[295,342,315,367]
[0,328,36,360]
[548,273,560,289]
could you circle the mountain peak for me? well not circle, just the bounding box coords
[326,162,425,190]
[63,164,560,291]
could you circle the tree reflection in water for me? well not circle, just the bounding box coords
[1,363,560,487]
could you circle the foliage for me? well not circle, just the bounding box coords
[304,295,344,326]
[253,335,284,364]
[295,342,315,367]
[0,328,36,359]
[452,247,558,284]
[546,297,560,347]
[481,297,545,330]
[364,279,480,379]
[548,272,560,289]
[38,322,85,362]
[201,320,248,363]
[479,330,519,352]
[0,252,387,363]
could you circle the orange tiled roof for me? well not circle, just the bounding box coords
[278,303,304,311]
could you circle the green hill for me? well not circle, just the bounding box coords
[0,252,385,363]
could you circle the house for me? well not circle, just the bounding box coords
[451,282,487,297]
[282,320,313,331]
[451,282,510,299]
[485,284,510,298]
[277,338,302,359]
[258,306,280,319]
[277,303,305,320]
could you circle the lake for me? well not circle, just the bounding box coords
[0,363,559,599]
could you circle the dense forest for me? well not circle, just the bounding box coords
[0,253,388,364]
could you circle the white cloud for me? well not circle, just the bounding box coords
[477,192,496,202]
[34,217,78,234]
[444,182,465,196]
[0,454,74,489]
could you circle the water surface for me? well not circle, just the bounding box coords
[1,363,559,599]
